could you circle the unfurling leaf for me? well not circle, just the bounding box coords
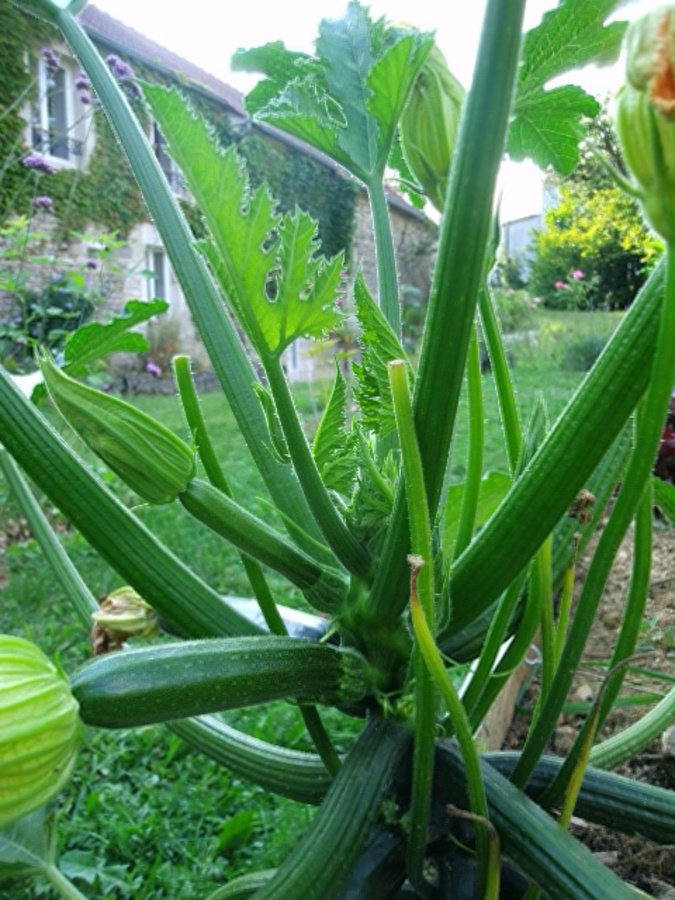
[234,2,433,184]
[507,0,628,174]
[312,364,357,495]
[253,384,291,464]
[352,273,412,436]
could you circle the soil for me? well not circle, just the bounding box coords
[504,518,675,897]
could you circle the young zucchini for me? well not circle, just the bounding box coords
[70,636,374,728]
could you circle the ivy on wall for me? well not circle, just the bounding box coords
[1,4,357,260]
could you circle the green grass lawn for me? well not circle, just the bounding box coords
[0,307,624,897]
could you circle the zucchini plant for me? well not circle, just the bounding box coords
[1,0,675,897]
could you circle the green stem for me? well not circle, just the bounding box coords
[410,589,493,897]
[540,473,654,807]
[510,240,675,789]
[173,355,286,635]
[589,683,675,770]
[367,179,400,337]
[461,572,527,721]
[43,864,88,900]
[172,357,341,774]
[554,536,580,665]
[479,284,523,472]
[179,479,348,612]
[388,360,435,890]
[468,567,541,732]
[0,447,98,626]
[453,324,484,558]
[531,536,554,718]
[51,6,328,561]
[265,355,370,579]
[368,0,527,622]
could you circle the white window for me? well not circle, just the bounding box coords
[145,247,171,308]
[151,122,184,194]
[30,53,84,165]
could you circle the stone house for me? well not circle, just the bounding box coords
[12,5,437,382]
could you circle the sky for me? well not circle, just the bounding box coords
[89,0,665,219]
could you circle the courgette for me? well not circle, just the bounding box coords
[71,637,373,728]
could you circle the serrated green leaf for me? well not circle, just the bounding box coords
[252,383,290,464]
[348,438,397,555]
[653,477,675,524]
[441,471,512,565]
[144,84,342,358]
[238,2,432,184]
[352,273,411,436]
[312,364,357,495]
[508,0,627,174]
[232,42,313,114]
[64,299,168,374]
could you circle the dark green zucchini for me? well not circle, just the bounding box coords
[71,636,373,728]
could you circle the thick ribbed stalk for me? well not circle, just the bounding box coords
[50,6,329,561]
[368,0,527,621]
[511,242,675,789]
[258,718,410,900]
[265,356,371,579]
[367,178,400,337]
[0,447,98,626]
[442,261,664,640]
[168,716,332,804]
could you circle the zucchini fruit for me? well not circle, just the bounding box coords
[71,636,374,728]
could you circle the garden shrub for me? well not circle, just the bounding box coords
[529,184,660,310]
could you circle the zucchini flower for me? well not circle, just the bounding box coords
[91,587,159,655]
[616,7,675,239]
[40,356,195,505]
[0,635,80,826]
[400,43,465,211]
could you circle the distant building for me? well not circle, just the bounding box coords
[14,5,436,382]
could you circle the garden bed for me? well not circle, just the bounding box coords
[505,519,675,895]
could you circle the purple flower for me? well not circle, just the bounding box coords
[32,195,53,213]
[41,46,60,75]
[78,92,91,105]
[74,72,90,90]
[146,361,162,378]
[571,269,584,280]
[105,53,134,80]
[554,280,568,290]
[22,154,55,175]
[85,258,98,270]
